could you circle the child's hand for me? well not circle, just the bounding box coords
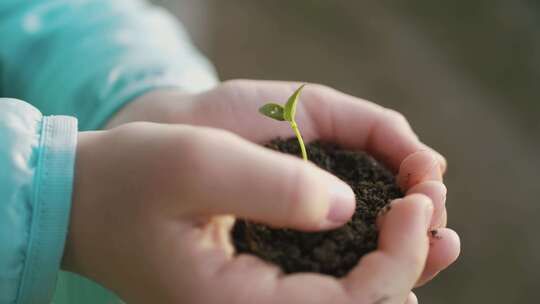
[65,122,437,303]
[108,80,460,286]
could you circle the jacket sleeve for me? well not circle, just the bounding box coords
[0,98,78,304]
[0,0,218,131]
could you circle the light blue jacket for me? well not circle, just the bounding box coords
[0,1,218,303]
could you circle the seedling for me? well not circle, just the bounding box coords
[259,84,308,161]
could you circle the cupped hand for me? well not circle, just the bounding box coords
[66,123,436,303]
[108,79,460,285]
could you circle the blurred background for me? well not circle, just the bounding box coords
[154,1,540,303]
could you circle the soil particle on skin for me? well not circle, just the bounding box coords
[232,138,404,277]
[430,230,441,239]
[429,229,443,246]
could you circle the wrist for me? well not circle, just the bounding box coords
[62,131,106,278]
[61,125,166,293]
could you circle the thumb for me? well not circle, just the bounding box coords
[180,128,356,231]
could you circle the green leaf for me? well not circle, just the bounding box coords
[259,103,285,121]
[283,84,306,122]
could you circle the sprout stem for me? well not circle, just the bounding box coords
[290,121,308,161]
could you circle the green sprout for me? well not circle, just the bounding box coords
[259,84,308,161]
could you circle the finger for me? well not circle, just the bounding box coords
[416,228,460,287]
[407,181,446,228]
[173,127,355,231]
[419,142,447,175]
[304,86,445,172]
[193,81,447,176]
[376,184,449,286]
[376,181,445,232]
[216,255,347,304]
[439,210,447,227]
[195,81,447,173]
[344,194,433,302]
[397,150,442,190]
[406,292,418,304]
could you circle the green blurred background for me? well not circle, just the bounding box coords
[155,1,540,303]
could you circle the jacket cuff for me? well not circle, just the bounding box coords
[17,116,78,304]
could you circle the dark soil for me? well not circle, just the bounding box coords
[232,138,404,277]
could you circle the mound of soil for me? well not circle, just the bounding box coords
[232,138,403,277]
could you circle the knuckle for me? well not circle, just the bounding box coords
[194,126,240,144]
[405,193,432,206]
[170,127,242,179]
[109,121,152,135]
[404,252,426,274]
[309,82,330,92]
[208,127,241,142]
[151,128,213,185]
[384,109,410,128]
[185,127,226,151]
[384,251,423,281]
[309,83,339,97]
[385,245,425,275]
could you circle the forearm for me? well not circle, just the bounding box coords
[0,0,218,130]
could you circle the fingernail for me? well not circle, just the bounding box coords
[327,181,355,224]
